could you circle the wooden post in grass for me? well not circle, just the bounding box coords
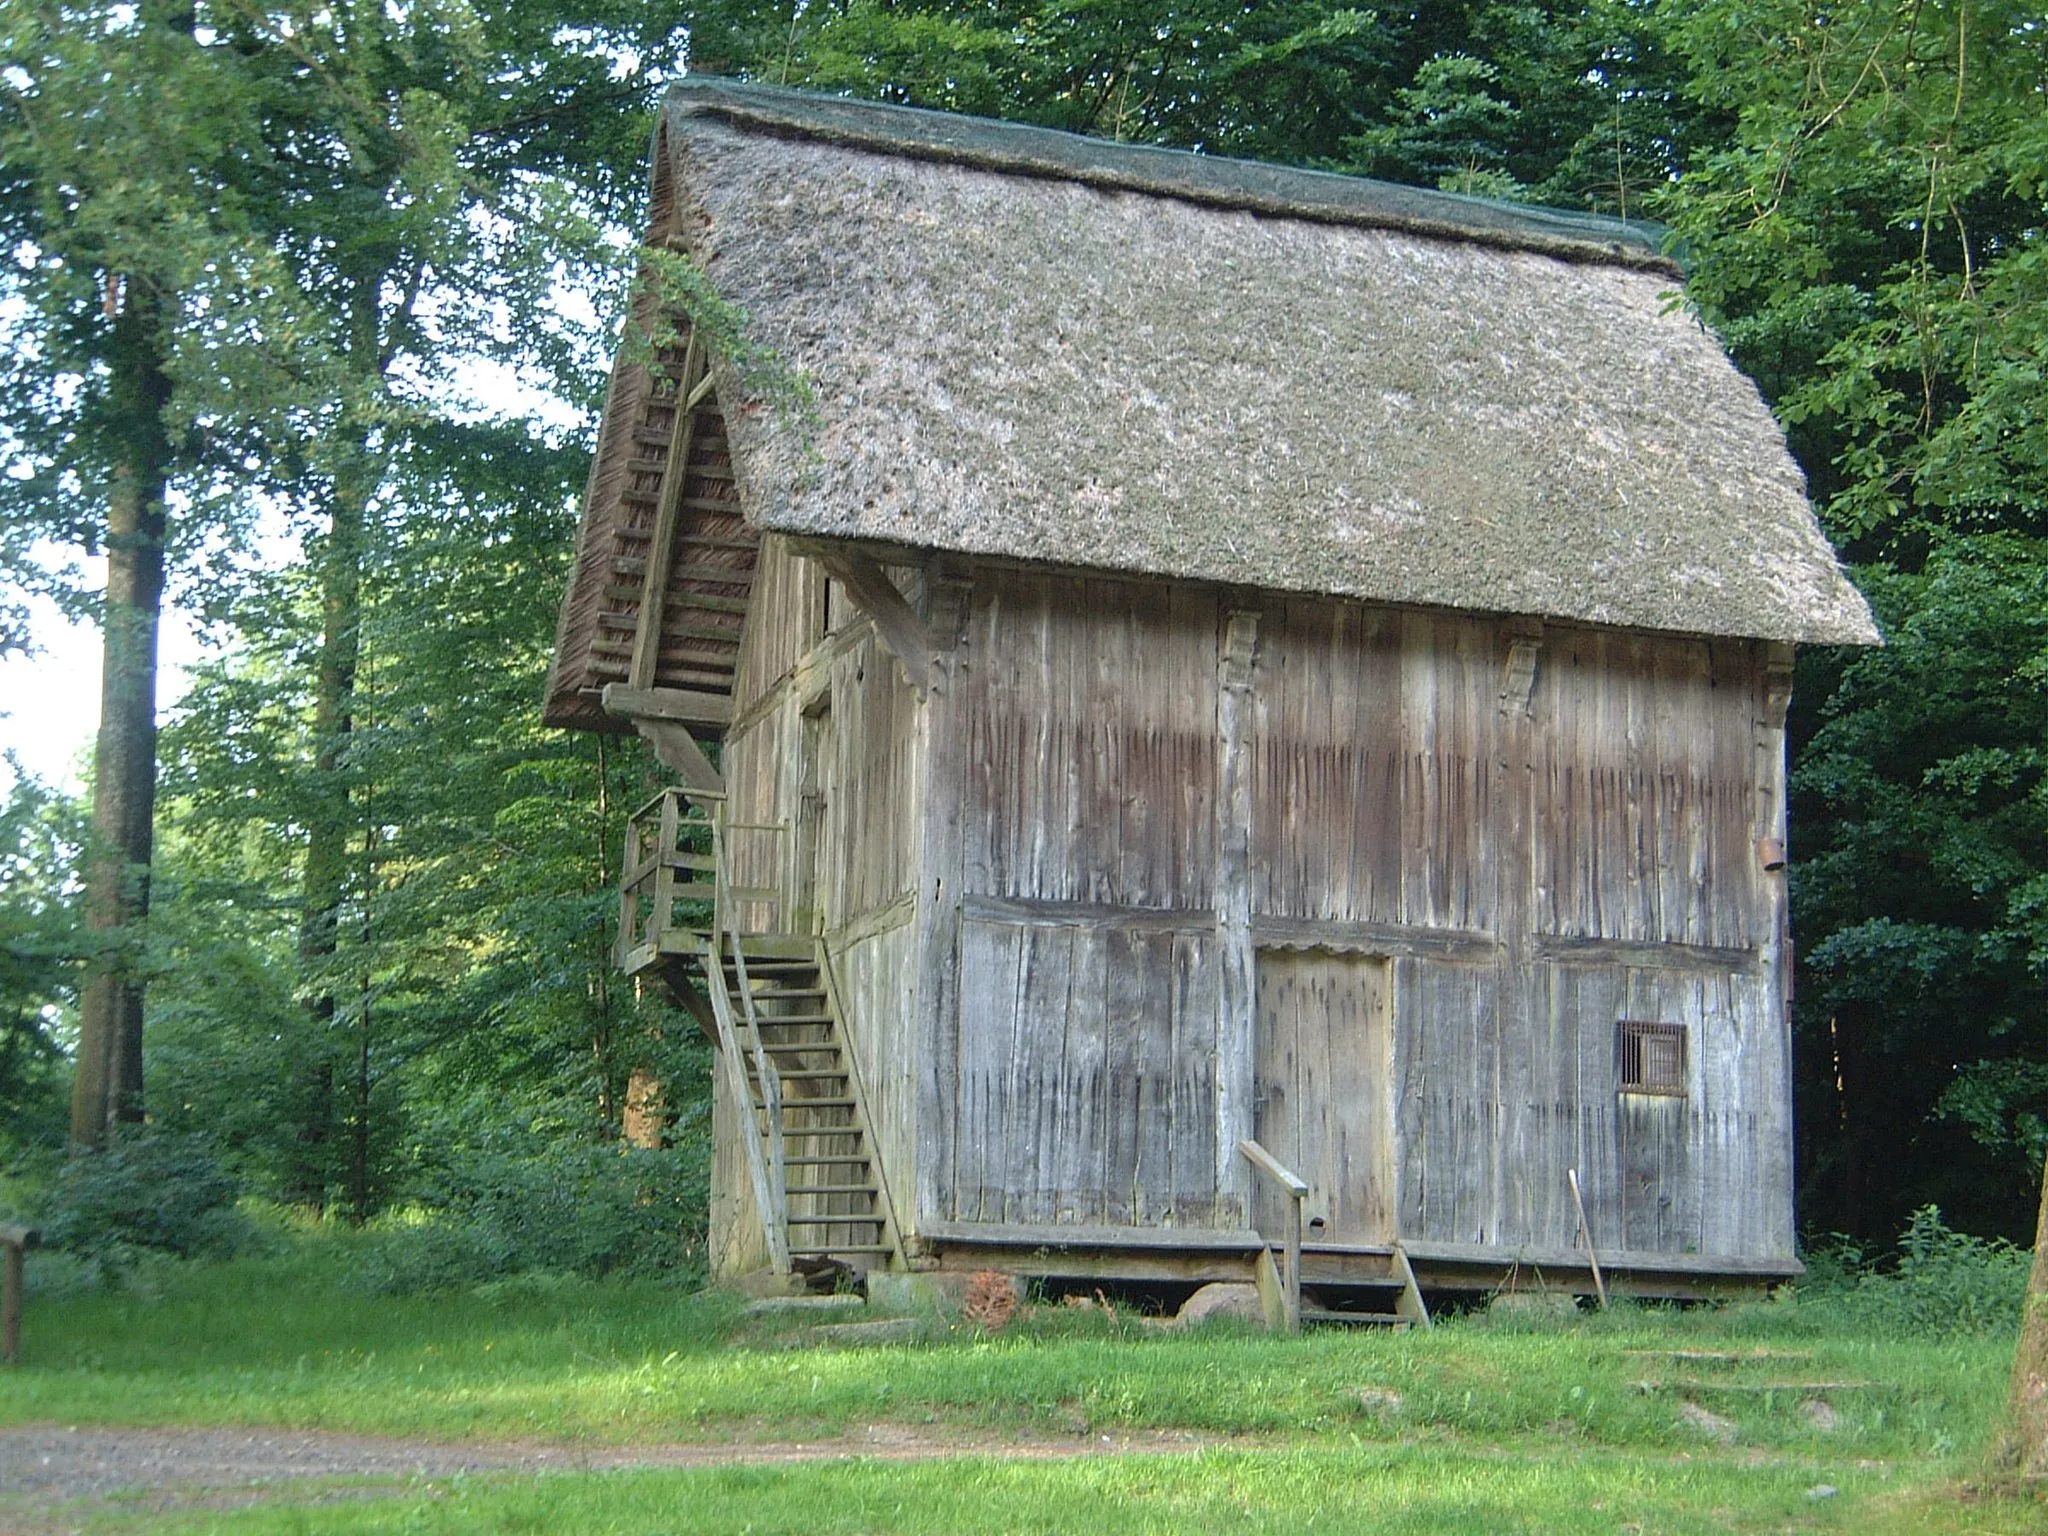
[1996,1161,2048,1481]
[1568,1169,1609,1311]
[1,1224,39,1365]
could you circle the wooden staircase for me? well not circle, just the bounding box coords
[616,787,899,1278]
[705,935,901,1273]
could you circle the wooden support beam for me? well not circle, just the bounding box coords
[815,550,931,696]
[629,334,707,690]
[634,721,723,796]
[1214,609,1261,1225]
[601,683,734,729]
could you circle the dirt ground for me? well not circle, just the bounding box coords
[0,1422,1219,1532]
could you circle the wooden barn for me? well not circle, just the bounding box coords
[544,80,1878,1311]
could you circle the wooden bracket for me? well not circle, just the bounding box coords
[1499,624,1542,717]
[602,683,725,795]
[1761,642,1794,731]
[633,722,723,796]
[816,550,931,696]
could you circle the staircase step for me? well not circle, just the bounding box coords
[747,1014,834,1027]
[791,1244,893,1255]
[786,1184,878,1196]
[789,1215,884,1227]
[784,1156,869,1166]
[773,1069,849,1080]
[1301,1309,1412,1329]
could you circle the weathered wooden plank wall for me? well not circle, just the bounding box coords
[926,567,1791,1262]
[942,571,1237,1228]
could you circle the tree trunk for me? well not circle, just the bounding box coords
[294,272,381,1207]
[69,278,171,1149]
[1998,1159,2048,1482]
[288,466,362,1204]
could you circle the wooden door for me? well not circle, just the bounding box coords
[1252,950,1394,1242]
[790,702,833,933]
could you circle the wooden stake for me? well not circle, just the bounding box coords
[1,1225,39,1365]
[1568,1168,1609,1310]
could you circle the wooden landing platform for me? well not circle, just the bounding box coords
[908,1221,1799,1301]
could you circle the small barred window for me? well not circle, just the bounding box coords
[1618,1020,1687,1096]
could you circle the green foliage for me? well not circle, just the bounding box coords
[347,1113,709,1293]
[1785,536,2048,1234]
[635,246,821,435]
[33,1127,252,1266]
[1662,0,2048,545]
[0,769,79,1155]
[1797,1207,2033,1342]
[1345,53,1527,195]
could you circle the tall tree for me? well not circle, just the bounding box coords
[1663,0,2048,1239]
[142,1,687,1205]
[0,0,270,1145]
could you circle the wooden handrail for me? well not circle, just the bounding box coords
[817,941,904,1268]
[2,1223,39,1366]
[707,802,790,1274]
[1239,1137,1309,1196]
[1239,1139,1305,1333]
[615,786,802,1274]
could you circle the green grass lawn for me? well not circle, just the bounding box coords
[5,1249,2041,1533]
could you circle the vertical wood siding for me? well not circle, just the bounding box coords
[928,568,1791,1261]
[952,915,1222,1226]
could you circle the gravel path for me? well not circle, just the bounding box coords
[0,1422,1215,1531]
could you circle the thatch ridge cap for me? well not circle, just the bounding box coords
[663,77,1679,275]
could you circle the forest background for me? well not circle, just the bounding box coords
[1,0,2044,1279]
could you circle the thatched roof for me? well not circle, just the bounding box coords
[547,81,1875,727]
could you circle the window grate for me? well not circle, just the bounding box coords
[1618,1020,1687,1096]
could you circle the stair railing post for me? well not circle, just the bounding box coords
[1239,1139,1308,1334]
[655,789,681,945]
[1285,1186,1303,1334]
[691,795,789,1276]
